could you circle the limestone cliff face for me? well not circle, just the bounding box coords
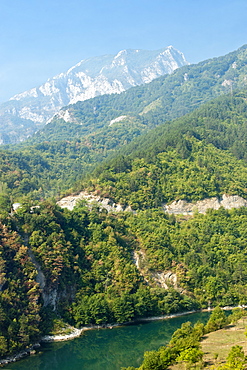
[151,271,178,289]
[58,192,247,215]
[163,194,247,215]
[56,192,247,295]
[133,250,178,290]
[57,191,133,213]
[28,246,60,309]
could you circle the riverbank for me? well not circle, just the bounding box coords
[169,315,247,369]
[41,305,247,343]
[0,310,199,366]
[0,306,244,367]
[41,322,121,342]
[41,310,201,343]
[0,344,40,367]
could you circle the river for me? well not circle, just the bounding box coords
[6,311,211,370]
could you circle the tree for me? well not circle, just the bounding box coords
[111,295,134,323]
[228,308,245,324]
[215,345,246,370]
[169,322,201,352]
[205,307,227,333]
[141,350,163,370]
[226,345,246,369]
[176,347,203,369]
[0,336,8,356]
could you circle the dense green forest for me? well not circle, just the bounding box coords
[2,199,247,357]
[2,47,247,364]
[2,89,247,206]
[82,90,247,208]
[87,136,247,209]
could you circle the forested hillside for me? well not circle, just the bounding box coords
[2,47,247,363]
[121,307,247,370]
[81,90,247,208]
[2,197,247,358]
[2,89,247,207]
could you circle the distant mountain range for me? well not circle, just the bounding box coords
[29,44,247,146]
[0,46,188,145]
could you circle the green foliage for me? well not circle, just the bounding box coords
[2,192,247,359]
[125,308,232,370]
[228,308,245,324]
[0,222,41,356]
[140,350,164,370]
[72,294,110,325]
[169,321,202,352]
[124,319,205,370]
[3,86,247,211]
[214,345,246,369]
[176,347,203,366]
[204,307,227,333]
[86,121,247,208]
[3,53,247,363]
[226,345,246,369]
[2,49,247,208]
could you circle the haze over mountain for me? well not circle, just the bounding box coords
[0,46,188,145]
[30,44,247,146]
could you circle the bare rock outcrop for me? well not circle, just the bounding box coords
[57,191,133,213]
[58,192,247,215]
[133,250,178,290]
[151,271,178,289]
[163,194,247,215]
[28,247,58,309]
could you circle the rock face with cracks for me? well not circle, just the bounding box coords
[163,194,247,215]
[58,192,247,215]
[57,191,133,213]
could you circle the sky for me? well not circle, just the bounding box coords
[0,0,247,103]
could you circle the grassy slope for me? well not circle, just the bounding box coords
[201,317,247,367]
[169,316,247,369]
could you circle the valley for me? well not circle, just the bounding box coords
[1,44,247,369]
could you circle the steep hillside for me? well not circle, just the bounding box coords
[2,84,247,361]
[76,89,247,209]
[2,189,247,359]
[0,46,187,145]
[85,136,247,209]
[1,89,247,204]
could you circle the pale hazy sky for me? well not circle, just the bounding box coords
[0,0,247,102]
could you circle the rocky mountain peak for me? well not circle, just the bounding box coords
[0,46,188,144]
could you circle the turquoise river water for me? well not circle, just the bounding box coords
[6,311,211,370]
